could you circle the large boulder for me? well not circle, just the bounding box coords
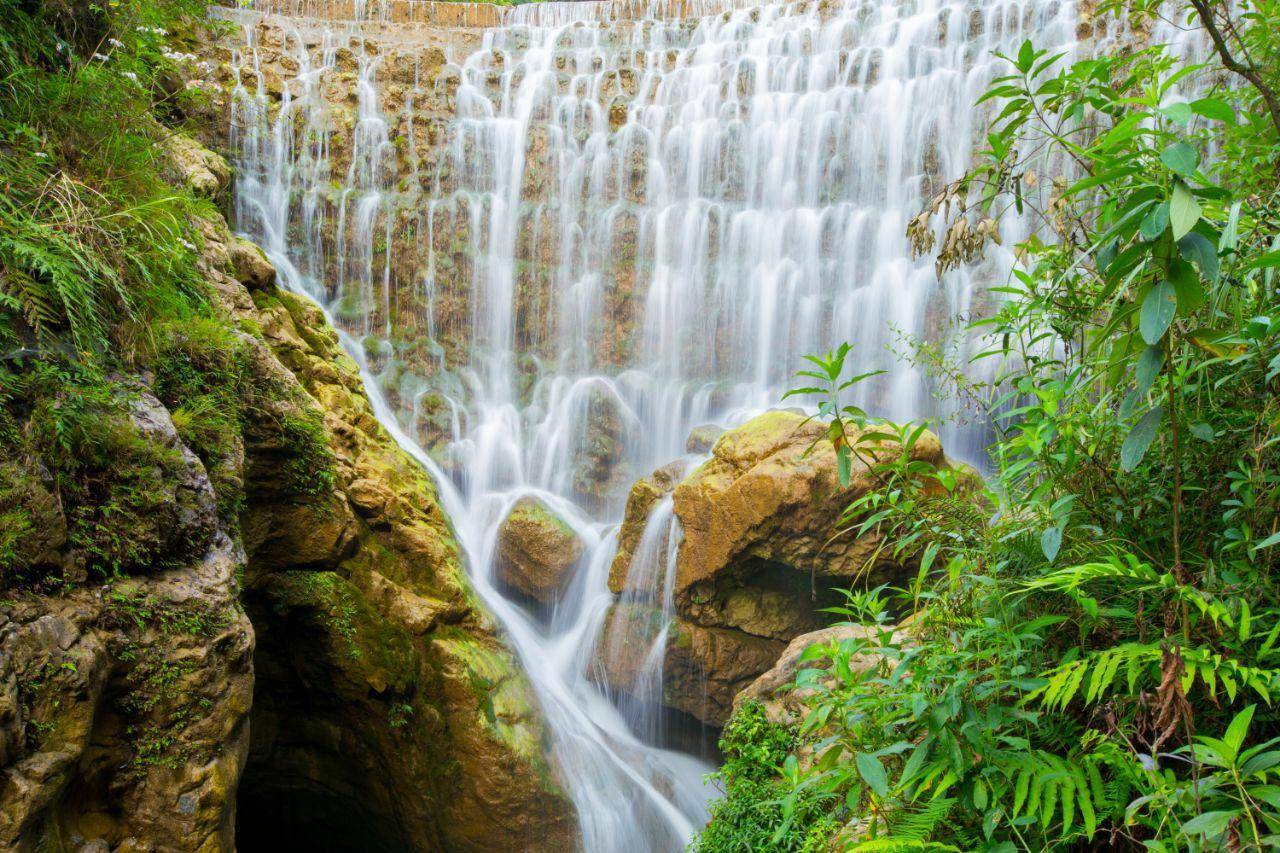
[672,409,946,600]
[603,409,972,727]
[496,496,584,607]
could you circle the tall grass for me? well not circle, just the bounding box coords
[0,0,212,361]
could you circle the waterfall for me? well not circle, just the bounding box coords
[221,0,1212,847]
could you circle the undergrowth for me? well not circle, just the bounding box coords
[696,0,1280,850]
[0,0,334,588]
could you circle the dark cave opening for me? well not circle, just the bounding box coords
[236,779,413,853]
[232,584,423,853]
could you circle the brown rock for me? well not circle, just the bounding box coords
[595,604,785,727]
[685,423,725,454]
[733,623,898,725]
[496,497,584,606]
[607,459,690,596]
[162,132,230,197]
[229,236,277,291]
[601,410,970,726]
[673,409,948,596]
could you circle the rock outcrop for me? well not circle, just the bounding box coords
[601,411,972,726]
[0,395,253,852]
[496,497,584,609]
[0,138,573,851]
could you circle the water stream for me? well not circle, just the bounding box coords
[223,0,1210,848]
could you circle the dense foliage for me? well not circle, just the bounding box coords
[695,0,1280,850]
[0,0,333,587]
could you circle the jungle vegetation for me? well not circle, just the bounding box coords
[694,0,1280,850]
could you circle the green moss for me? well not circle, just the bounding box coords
[279,409,337,498]
[507,497,575,539]
[13,379,209,581]
[150,316,256,521]
[433,628,544,767]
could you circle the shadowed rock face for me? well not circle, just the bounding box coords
[601,411,974,727]
[233,249,574,853]
[0,397,253,852]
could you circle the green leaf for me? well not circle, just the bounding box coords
[1136,345,1164,395]
[1140,281,1177,344]
[1180,809,1235,838]
[1140,203,1169,239]
[1253,531,1280,553]
[1096,238,1118,274]
[1160,142,1198,177]
[1017,40,1035,73]
[1167,258,1206,315]
[1190,97,1235,123]
[856,752,889,797]
[1121,407,1164,472]
[837,444,852,488]
[1041,526,1062,564]
[1170,180,1201,240]
[1245,249,1280,271]
[1189,422,1214,441]
[1224,705,1256,759]
[1159,102,1195,125]
[1178,233,1219,282]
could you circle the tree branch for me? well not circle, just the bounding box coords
[1188,0,1280,136]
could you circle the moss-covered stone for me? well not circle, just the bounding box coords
[495,496,584,609]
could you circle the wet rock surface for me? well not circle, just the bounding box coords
[0,406,253,851]
[496,496,585,608]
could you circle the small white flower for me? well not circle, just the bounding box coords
[108,38,125,49]
[122,71,138,82]
[180,239,196,251]
[92,53,109,62]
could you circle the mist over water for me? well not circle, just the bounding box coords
[223,0,1210,847]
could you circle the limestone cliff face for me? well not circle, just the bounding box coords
[1,141,572,851]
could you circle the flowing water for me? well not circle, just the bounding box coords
[223,0,1210,848]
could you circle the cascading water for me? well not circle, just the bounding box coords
[221,0,1212,847]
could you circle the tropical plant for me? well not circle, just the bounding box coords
[694,0,1280,849]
